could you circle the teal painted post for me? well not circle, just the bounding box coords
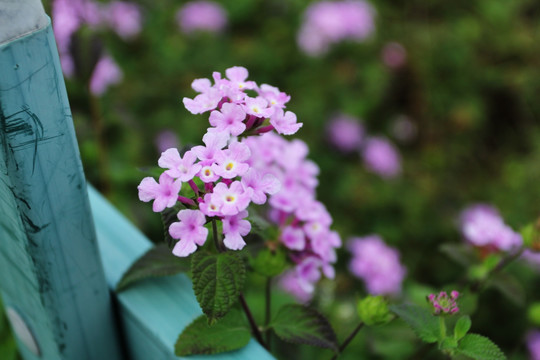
[0,18,122,360]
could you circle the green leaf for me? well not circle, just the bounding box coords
[191,252,246,323]
[439,243,477,267]
[440,337,458,350]
[456,333,506,360]
[454,316,471,341]
[270,304,338,352]
[389,304,440,343]
[175,309,251,356]
[161,204,183,248]
[116,244,190,292]
[250,248,287,277]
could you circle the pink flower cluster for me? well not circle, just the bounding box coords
[348,235,406,296]
[460,204,522,252]
[139,67,305,257]
[176,1,228,34]
[52,0,141,92]
[297,0,376,56]
[243,134,341,302]
[327,114,402,178]
[527,330,540,360]
[427,291,460,315]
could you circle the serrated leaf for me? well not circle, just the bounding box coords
[487,272,526,306]
[271,304,338,352]
[389,304,440,343]
[250,248,287,277]
[116,244,190,292]
[175,309,251,356]
[191,252,246,323]
[456,333,506,360]
[441,337,458,350]
[454,316,471,340]
[161,204,183,248]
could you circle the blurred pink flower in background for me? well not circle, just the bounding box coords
[298,0,375,56]
[459,204,522,252]
[327,114,365,152]
[176,1,228,34]
[155,130,181,153]
[361,136,401,178]
[90,55,123,95]
[527,330,540,360]
[106,1,143,39]
[381,42,407,69]
[348,235,406,296]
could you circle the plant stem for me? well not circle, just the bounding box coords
[211,218,223,253]
[439,316,446,343]
[264,277,272,345]
[330,322,364,360]
[470,246,525,292]
[239,292,268,350]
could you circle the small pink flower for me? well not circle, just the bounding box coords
[90,55,123,95]
[169,209,208,257]
[158,149,201,182]
[281,226,306,250]
[270,108,303,135]
[183,88,222,114]
[106,1,142,39]
[212,181,251,216]
[191,131,229,163]
[212,142,251,179]
[199,193,221,217]
[427,291,460,315]
[222,210,251,250]
[243,96,274,118]
[241,168,281,205]
[257,84,291,109]
[176,1,227,34]
[138,173,182,212]
[198,165,220,183]
[225,66,256,91]
[327,114,364,152]
[361,136,401,179]
[155,130,180,153]
[208,103,247,136]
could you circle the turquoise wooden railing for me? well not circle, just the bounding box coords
[0,3,273,360]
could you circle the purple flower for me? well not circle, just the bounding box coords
[361,136,401,178]
[381,42,406,69]
[297,0,376,56]
[155,130,181,153]
[211,181,251,216]
[348,235,406,296]
[209,103,247,136]
[243,96,274,118]
[527,330,540,360]
[225,66,256,91]
[327,114,364,152]
[270,109,303,135]
[176,1,227,34]
[169,209,208,257]
[281,226,306,251]
[212,142,251,179]
[241,168,281,205]
[191,131,228,164]
[199,193,221,217]
[427,291,459,315]
[460,204,523,251]
[222,210,251,250]
[106,1,142,39]
[89,55,123,95]
[138,173,182,212]
[257,84,291,109]
[278,271,313,303]
[183,88,222,114]
[198,165,220,183]
[158,149,201,182]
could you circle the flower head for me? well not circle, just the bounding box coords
[211,181,251,216]
[159,149,201,182]
[208,103,247,136]
[222,210,251,250]
[327,114,364,152]
[361,136,401,178]
[427,291,460,315]
[89,55,123,95]
[176,1,227,34]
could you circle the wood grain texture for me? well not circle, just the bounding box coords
[0,22,122,359]
[89,186,275,360]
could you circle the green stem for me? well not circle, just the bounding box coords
[470,246,525,292]
[330,322,364,360]
[439,316,446,344]
[239,293,269,350]
[211,219,223,253]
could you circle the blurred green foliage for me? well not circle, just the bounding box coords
[3,0,540,358]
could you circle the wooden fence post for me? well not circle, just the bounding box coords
[0,4,123,359]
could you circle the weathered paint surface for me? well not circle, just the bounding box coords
[89,186,275,360]
[0,23,122,359]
